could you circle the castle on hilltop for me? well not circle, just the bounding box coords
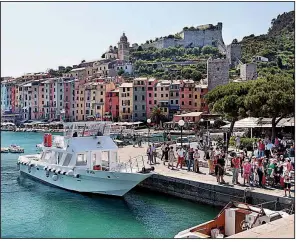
[140,22,224,50]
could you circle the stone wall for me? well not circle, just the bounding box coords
[207,58,230,91]
[137,174,295,210]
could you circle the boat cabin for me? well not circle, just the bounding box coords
[40,122,120,171]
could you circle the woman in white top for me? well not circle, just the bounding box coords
[193,149,200,173]
[168,147,176,169]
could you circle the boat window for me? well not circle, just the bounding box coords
[44,151,52,160]
[57,152,63,164]
[63,153,72,166]
[101,151,109,167]
[76,153,87,166]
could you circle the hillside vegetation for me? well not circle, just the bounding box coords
[240,11,295,78]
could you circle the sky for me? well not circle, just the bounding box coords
[1,1,294,77]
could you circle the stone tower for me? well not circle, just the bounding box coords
[207,58,230,91]
[240,63,257,81]
[118,33,130,61]
[226,43,242,68]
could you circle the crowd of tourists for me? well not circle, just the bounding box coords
[145,136,294,197]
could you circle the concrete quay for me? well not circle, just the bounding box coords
[229,214,294,238]
[118,144,295,210]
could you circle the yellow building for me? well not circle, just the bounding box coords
[119,82,133,121]
[154,80,170,117]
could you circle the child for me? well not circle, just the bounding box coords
[284,170,291,197]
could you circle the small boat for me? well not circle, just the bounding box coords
[17,122,154,197]
[174,201,289,239]
[9,145,25,153]
[1,147,9,153]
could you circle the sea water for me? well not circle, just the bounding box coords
[1,131,219,238]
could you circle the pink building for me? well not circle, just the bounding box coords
[179,80,196,113]
[105,89,119,121]
[146,78,158,118]
[38,82,45,119]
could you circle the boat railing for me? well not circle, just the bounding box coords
[110,155,149,173]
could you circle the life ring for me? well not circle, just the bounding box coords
[52,175,58,181]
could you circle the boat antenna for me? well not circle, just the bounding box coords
[82,124,87,137]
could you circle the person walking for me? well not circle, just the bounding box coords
[209,147,215,174]
[284,170,292,197]
[152,143,157,164]
[161,143,166,161]
[232,155,241,185]
[258,140,265,158]
[132,135,137,147]
[216,154,226,184]
[193,149,200,173]
[235,136,241,152]
[176,146,185,169]
[289,145,295,170]
[147,145,152,164]
[187,148,194,172]
[205,148,212,174]
[168,146,175,170]
[243,158,251,186]
[164,144,170,165]
[167,133,171,142]
[257,159,265,187]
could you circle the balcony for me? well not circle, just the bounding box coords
[158,101,169,107]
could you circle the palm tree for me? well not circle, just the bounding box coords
[150,106,166,125]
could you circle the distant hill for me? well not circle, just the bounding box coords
[240,11,294,78]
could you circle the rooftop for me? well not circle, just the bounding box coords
[70,67,86,72]
[120,83,133,88]
[174,112,203,117]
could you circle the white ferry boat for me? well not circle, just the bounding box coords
[17,122,154,196]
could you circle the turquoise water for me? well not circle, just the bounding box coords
[1,131,219,238]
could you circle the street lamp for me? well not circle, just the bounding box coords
[178,119,185,148]
[147,119,151,145]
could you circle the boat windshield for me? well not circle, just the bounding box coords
[64,122,112,138]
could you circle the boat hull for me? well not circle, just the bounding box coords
[19,164,152,197]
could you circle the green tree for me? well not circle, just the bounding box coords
[191,70,202,82]
[117,69,125,76]
[205,82,252,150]
[150,106,166,125]
[201,46,219,55]
[181,67,193,79]
[244,75,294,140]
[65,66,72,73]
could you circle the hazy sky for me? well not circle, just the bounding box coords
[1,1,294,77]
